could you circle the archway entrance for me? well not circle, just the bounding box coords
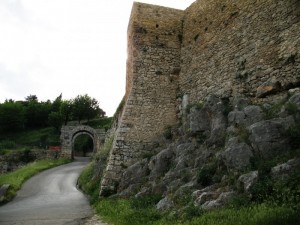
[60,125,106,159]
[73,134,94,157]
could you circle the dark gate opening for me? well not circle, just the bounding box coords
[73,134,94,157]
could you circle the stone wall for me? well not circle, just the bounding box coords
[0,149,57,174]
[180,0,300,105]
[100,3,184,194]
[100,0,300,194]
[60,125,106,158]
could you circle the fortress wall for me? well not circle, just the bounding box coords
[100,3,183,194]
[100,0,300,195]
[179,0,300,104]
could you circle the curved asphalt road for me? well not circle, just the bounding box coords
[0,157,93,225]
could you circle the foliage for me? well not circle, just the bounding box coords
[1,127,60,148]
[0,93,106,132]
[91,197,300,225]
[78,162,101,204]
[0,159,70,204]
[0,101,25,132]
[48,111,63,130]
[83,117,113,130]
[196,162,217,186]
[72,94,105,123]
[94,197,162,225]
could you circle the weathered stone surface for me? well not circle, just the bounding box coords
[289,93,300,108]
[228,105,264,127]
[221,138,253,170]
[249,116,295,158]
[149,147,174,179]
[256,77,282,98]
[156,197,174,211]
[238,171,258,192]
[189,107,210,134]
[271,158,300,179]
[119,159,149,191]
[100,0,300,195]
[201,191,235,210]
[194,192,215,206]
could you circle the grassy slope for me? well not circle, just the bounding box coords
[79,161,300,225]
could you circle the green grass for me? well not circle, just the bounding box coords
[78,162,101,204]
[92,198,300,225]
[0,158,70,204]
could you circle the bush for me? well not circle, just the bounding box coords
[197,163,217,186]
[0,140,17,150]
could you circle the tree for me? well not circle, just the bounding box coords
[0,101,25,132]
[72,94,105,123]
[25,94,38,102]
[60,100,73,125]
[48,111,63,130]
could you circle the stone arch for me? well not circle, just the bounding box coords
[72,131,95,158]
[60,125,106,159]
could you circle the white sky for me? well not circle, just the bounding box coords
[0,0,195,116]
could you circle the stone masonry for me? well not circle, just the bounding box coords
[100,0,300,195]
[60,125,106,158]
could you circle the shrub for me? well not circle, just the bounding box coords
[197,163,217,186]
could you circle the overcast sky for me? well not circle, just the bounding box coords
[0,0,194,116]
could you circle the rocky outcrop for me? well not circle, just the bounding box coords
[106,94,300,213]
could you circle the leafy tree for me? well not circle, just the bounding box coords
[48,111,63,130]
[51,93,62,112]
[0,101,25,132]
[25,94,38,103]
[72,94,105,123]
[60,99,73,125]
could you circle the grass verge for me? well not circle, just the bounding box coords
[0,158,70,204]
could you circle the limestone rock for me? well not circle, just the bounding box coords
[119,159,149,191]
[156,197,174,211]
[194,192,215,206]
[189,107,210,134]
[289,93,300,108]
[271,158,300,179]
[238,171,258,192]
[228,105,264,127]
[256,77,281,98]
[201,191,235,210]
[149,148,174,179]
[222,138,253,170]
[249,116,295,159]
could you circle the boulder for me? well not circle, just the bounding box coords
[201,191,235,210]
[228,105,264,127]
[149,147,174,179]
[256,77,281,98]
[289,93,300,108]
[119,159,149,191]
[238,171,258,192]
[189,107,210,134]
[249,116,295,159]
[271,158,300,179]
[156,197,174,211]
[194,192,215,206]
[222,138,253,170]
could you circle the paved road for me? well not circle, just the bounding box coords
[0,157,93,225]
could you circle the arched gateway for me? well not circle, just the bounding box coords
[60,125,106,159]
